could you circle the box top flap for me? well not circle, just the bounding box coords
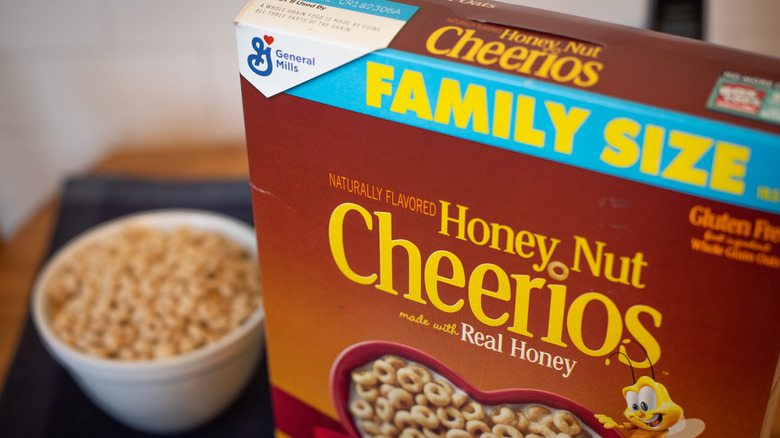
[384,0,780,134]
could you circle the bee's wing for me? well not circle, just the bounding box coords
[668,418,706,438]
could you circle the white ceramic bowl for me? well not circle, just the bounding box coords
[31,210,265,434]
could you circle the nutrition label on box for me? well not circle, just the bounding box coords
[236,0,417,96]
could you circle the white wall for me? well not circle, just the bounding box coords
[1,0,778,240]
[0,0,249,239]
[500,0,653,28]
[705,0,780,58]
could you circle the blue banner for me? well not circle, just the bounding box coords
[287,49,780,214]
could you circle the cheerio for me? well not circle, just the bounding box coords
[235,0,780,437]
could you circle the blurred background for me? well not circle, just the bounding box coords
[1,0,779,241]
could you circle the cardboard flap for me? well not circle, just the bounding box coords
[236,0,418,97]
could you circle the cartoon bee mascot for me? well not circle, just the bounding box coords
[595,344,705,438]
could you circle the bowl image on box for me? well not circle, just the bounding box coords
[332,341,620,438]
[31,210,264,434]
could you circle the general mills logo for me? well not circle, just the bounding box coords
[248,35,274,77]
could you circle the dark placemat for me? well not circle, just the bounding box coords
[0,177,274,437]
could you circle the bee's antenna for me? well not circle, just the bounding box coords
[606,351,635,383]
[632,342,656,380]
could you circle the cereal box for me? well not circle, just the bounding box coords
[235,1,780,437]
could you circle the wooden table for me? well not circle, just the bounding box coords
[1,145,778,437]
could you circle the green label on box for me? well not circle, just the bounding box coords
[707,71,780,126]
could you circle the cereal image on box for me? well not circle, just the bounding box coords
[332,342,618,438]
[348,355,597,438]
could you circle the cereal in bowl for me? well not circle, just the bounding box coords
[46,226,262,360]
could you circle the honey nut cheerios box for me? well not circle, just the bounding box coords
[235,1,780,437]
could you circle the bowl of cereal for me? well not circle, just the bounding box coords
[31,210,265,434]
[331,341,622,438]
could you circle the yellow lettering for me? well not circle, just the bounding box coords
[439,201,468,241]
[492,90,514,139]
[467,217,490,245]
[331,202,660,363]
[639,124,665,175]
[366,62,394,108]
[433,79,489,134]
[514,231,535,258]
[476,41,505,65]
[469,264,511,326]
[601,117,641,168]
[449,29,483,61]
[508,274,545,337]
[549,57,581,83]
[661,130,711,187]
[514,95,545,147]
[571,235,605,277]
[424,250,466,313]
[376,211,425,303]
[329,203,377,284]
[710,141,750,195]
[425,26,461,56]
[390,70,433,120]
[499,46,527,71]
[574,61,602,87]
[516,50,546,75]
[425,26,601,87]
[541,284,568,347]
[621,305,662,369]
[489,223,516,254]
[545,101,590,154]
[567,292,622,356]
